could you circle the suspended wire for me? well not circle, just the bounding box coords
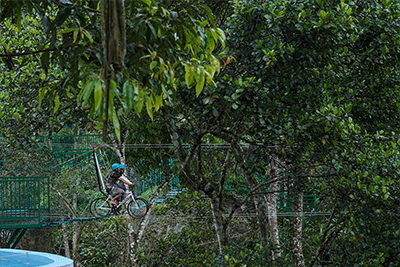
[2,141,325,229]
[46,150,94,168]
[41,210,331,228]
[37,143,282,149]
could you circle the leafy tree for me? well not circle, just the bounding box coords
[0,0,226,142]
[221,0,400,265]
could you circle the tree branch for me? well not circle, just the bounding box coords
[0,44,82,57]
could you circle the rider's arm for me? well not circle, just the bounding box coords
[118,176,135,186]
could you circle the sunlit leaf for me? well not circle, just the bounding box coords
[94,80,102,111]
[54,94,60,113]
[123,80,134,114]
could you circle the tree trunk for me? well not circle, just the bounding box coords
[61,223,71,258]
[128,174,176,266]
[244,172,269,247]
[268,155,281,259]
[293,190,304,267]
[126,202,136,267]
[164,113,228,254]
[101,0,126,140]
[72,222,87,267]
[210,195,228,253]
[72,188,79,266]
[116,220,125,267]
[234,144,269,247]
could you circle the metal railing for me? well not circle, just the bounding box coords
[0,176,50,229]
[38,134,103,151]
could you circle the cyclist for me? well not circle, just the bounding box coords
[105,163,134,213]
[118,164,135,190]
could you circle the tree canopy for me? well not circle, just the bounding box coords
[1,0,400,266]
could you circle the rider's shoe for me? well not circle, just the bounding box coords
[111,206,119,215]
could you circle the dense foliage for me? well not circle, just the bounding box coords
[1,0,400,266]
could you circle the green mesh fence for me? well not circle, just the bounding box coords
[0,176,50,229]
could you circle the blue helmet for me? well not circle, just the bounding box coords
[119,164,126,169]
[112,163,120,170]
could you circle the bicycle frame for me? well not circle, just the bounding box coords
[117,192,133,208]
[116,191,141,209]
[91,191,148,219]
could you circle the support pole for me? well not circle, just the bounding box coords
[4,229,27,248]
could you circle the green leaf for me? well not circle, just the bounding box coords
[123,80,134,114]
[212,106,219,117]
[142,0,151,7]
[150,61,157,70]
[81,80,95,107]
[73,29,79,42]
[82,29,93,43]
[139,55,151,60]
[146,97,154,121]
[154,94,163,111]
[206,31,216,52]
[347,8,352,15]
[16,8,21,32]
[112,110,121,141]
[215,28,226,48]
[147,21,157,38]
[195,69,205,96]
[54,94,60,113]
[55,7,72,27]
[41,51,50,75]
[78,78,93,102]
[109,80,117,111]
[61,27,78,33]
[94,80,102,111]
[38,87,48,107]
[381,45,389,54]
[134,88,145,115]
[320,10,327,19]
[185,65,194,87]
[32,3,49,32]
[94,123,103,130]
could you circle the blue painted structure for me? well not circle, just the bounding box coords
[0,249,73,267]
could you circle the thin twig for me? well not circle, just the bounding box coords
[0,44,82,57]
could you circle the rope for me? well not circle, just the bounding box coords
[36,143,265,149]
[42,214,113,227]
[48,150,94,168]
[40,207,330,229]
[98,148,112,170]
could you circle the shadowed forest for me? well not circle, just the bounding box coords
[1,0,400,266]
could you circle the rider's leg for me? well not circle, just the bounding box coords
[110,187,125,205]
[110,193,122,205]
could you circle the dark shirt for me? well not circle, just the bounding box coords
[106,170,122,185]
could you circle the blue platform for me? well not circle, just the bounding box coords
[0,249,73,267]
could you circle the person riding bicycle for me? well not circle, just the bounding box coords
[105,163,134,213]
[118,164,135,190]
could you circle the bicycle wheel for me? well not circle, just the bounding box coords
[127,198,149,219]
[91,197,111,217]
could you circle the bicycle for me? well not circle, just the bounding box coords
[90,187,149,219]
